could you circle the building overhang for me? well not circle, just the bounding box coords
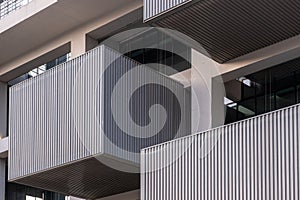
[0,0,142,67]
[144,0,300,63]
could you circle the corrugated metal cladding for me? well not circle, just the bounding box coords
[9,46,105,181]
[8,44,189,198]
[103,48,191,162]
[143,0,191,21]
[141,104,300,200]
[146,0,300,63]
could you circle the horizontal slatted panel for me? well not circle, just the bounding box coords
[141,104,300,200]
[143,0,191,21]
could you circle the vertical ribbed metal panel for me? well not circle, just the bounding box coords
[143,0,191,21]
[141,104,300,200]
[9,45,189,181]
[102,47,189,163]
[8,46,105,180]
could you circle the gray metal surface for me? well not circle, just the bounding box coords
[8,45,189,198]
[141,103,300,200]
[9,46,104,181]
[143,0,191,21]
[13,156,140,199]
[145,0,300,63]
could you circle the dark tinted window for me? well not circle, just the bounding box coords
[225,57,300,124]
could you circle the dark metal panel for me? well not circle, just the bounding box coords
[13,156,140,199]
[147,0,300,63]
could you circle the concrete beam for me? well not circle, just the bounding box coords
[0,137,8,159]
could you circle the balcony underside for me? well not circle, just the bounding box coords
[148,0,300,63]
[11,154,140,199]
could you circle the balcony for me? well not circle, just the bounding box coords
[8,45,190,199]
[144,0,300,63]
[0,0,32,19]
[141,103,300,200]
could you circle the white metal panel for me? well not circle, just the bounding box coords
[8,46,104,180]
[141,104,300,200]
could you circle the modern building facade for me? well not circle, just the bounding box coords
[0,0,300,200]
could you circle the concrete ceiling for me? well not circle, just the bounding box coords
[0,0,142,67]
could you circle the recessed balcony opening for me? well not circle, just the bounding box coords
[88,9,191,81]
[224,56,300,124]
[8,53,71,86]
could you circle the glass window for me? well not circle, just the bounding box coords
[225,56,300,124]
[8,53,71,86]
[103,28,191,76]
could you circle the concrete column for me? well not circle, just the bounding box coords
[71,33,98,58]
[191,50,225,133]
[0,82,7,139]
[86,35,98,52]
[71,33,86,58]
[0,82,7,200]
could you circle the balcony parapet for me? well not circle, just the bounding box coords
[0,0,32,19]
[141,103,300,200]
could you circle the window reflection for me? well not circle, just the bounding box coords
[120,28,191,76]
[8,53,71,86]
[225,57,300,124]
